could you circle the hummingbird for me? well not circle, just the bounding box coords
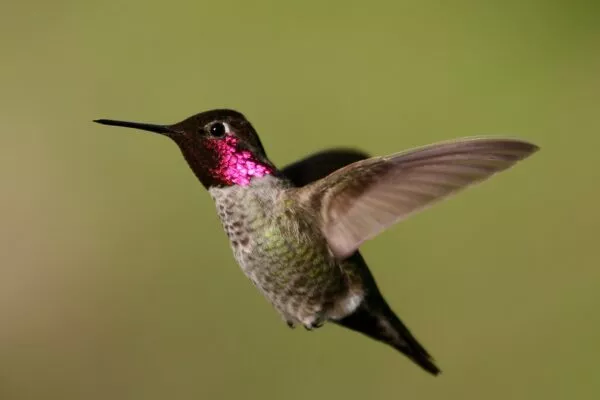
[94,109,539,375]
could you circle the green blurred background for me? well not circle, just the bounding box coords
[1,1,599,399]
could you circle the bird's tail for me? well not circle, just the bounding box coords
[335,302,441,376]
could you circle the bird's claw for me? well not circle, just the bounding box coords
[303,317,325,331]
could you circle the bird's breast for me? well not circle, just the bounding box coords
[208,176,343,300]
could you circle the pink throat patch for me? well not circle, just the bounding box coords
[209,136,273,186]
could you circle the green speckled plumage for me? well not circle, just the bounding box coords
[210,176,353,328]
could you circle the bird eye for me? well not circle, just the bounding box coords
[208,122,228,137]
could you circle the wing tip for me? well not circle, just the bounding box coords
[493,139,540,162]
[519,140,540,155]
[494,138,540,155]
[444,137,541,162]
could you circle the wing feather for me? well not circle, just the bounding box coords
[298,138,539,259]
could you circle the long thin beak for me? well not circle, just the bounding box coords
[93,119,173,135]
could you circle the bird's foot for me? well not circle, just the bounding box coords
[303,316,325,331]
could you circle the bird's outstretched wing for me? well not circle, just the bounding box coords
[281,148,370,187]
[297,138,539,259]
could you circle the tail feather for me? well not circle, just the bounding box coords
[334,304,441,376]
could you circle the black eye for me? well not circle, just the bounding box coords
[209,122,226,137]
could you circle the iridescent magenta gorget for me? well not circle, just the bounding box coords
[206,135,273,186]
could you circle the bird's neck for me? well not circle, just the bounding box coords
[209,174,291,217]
[209,136,275,186]
[180,135,278,188]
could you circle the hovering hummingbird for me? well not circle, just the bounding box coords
[95,109,538,375]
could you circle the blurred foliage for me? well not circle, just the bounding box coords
[1,1,599,399]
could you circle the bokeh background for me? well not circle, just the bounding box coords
[2,1,599,399]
